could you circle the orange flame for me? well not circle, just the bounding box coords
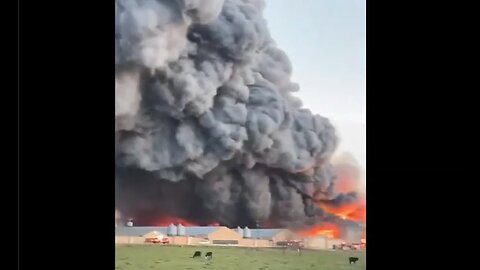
[317,196,366,222]
[335,163,362,193]
[298,159,367,242]
[319,160,366,222]
[297,223,342,239]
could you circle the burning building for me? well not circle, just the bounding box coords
[115,224,359,249]
[116,225,267,246]
[115,0,365,238]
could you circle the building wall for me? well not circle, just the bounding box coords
[142,236,206,246]
[115,236,145,244]
[303,237,327,249]
[188,237,209,245]
[271,230,300,243]
[206,227,242,241]
[326,239,344,249]
[169,236,189,245]
[238,238,272,247]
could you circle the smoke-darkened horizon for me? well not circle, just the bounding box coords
[115,0,364,232]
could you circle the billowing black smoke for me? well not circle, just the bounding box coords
[115,0,359,229]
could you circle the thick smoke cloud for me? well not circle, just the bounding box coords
[115,0,360,229]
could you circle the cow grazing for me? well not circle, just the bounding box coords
[205,252,213,260]
[192,251,201,258]
[349,257,359,264]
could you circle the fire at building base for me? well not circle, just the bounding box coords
[115,223,365,250]
[114,0,366,249]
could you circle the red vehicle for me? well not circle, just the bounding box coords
[145,237,170,244]
[161,237,170,244]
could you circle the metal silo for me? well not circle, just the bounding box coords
[126,218,133,227]
[167,223,178,236]
[243,226,251,238]
[236,226,244,236]
[177,224,186,236]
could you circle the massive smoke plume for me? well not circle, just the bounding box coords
[115,0,361,230]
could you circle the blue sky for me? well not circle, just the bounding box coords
[264,0,366,170]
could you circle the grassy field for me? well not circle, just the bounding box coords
[115,245,366,270]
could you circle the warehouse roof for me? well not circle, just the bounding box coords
[115,226,168,236]
[182,226,221,236]
[249,229,283,238]
[115,226,291,238]
[115,226,221,237]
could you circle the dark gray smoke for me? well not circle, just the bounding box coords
[115,0,359,229]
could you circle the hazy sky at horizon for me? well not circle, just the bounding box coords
[264,0,366,170]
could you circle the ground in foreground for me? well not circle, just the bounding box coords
[115,245,366,270]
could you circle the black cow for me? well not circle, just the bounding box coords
[192,251,201,258]
[205,252,213,260]
[349,257,359,264]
